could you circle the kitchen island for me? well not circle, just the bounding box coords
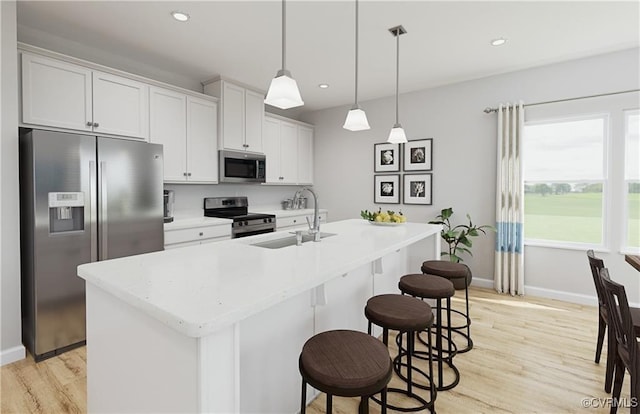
[78,219,441,413]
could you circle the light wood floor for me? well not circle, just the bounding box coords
[1,287,628,413]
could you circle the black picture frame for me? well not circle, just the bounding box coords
[403,138,433,171]
[374,143,401,172]
[403,173,433,205]
[374,174,400,204]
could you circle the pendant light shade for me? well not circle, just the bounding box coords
[388,124,407,143]
[265,0,304,109]
[343,0,370,131]
[387,25,407,144]
[265,69,303,109]
[343,107,370,131]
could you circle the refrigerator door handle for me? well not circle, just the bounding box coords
[99,161,108,260]
[89,161,98,262]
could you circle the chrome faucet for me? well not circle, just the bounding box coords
[293,187,320,241]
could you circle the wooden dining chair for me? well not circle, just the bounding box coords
[600,268,639,414]
[588,250,640,393]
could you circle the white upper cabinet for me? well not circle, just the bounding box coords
[279,121,298,184]
[149,87,187,181]
[244,89,264,151]
[186,96,218,183]
[21,53,93,132]
[149,86,218,183]
[92,71,149,139]
[21,52,149,140]
[263,114,314,185]
[204,78,264,153]
[297,125,314,185]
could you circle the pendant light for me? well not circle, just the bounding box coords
[343,0,370,131]
[265,0,304,109]
[387,25,407,144]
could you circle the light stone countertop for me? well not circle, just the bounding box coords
[164,217,232,231]
[78,219,440,338]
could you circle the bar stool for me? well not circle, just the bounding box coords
[421,260,473,353]
[365,294,436,413]
[399,274,460,391]
[299,329,392,414]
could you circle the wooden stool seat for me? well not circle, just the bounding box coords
[299,330,392,413]
[365,294,434,332]
[399,274,455,299]
[420,260,471,290]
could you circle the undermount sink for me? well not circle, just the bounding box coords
[251,232,336,249]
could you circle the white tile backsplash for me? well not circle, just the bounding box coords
[164,183,307,219]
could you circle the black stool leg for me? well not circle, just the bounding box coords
[407,331,413,395]
[359,396,369,414]
[427,326,435,413]
[436,298,443,387]
[326,394,332,414]
[463,283,472,352]
[300,379,307,414]
[381,387,388,414]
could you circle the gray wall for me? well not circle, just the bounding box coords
[1,0,25,365]
[302,48,640,303]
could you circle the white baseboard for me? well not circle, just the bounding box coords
[471,277,599,307]
[1,345,25,366]
[471,277,493,289]
[524,285,598,307]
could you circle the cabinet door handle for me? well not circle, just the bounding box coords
[199,232,204,236]
[86,121,93,127]
[183,172,188,177]
[187,172,192,177]
[93,122,100,128]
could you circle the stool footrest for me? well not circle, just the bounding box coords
[370,388,435,413]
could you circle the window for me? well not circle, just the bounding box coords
[523,115,607,246]
[625,110,640,250]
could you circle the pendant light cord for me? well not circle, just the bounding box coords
[282,0,286,71]
[395,28,400,125]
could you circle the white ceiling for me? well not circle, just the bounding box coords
[15,1,640,114]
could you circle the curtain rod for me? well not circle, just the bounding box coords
[483,89,640,114]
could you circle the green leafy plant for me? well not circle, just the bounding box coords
[428,207,495,263]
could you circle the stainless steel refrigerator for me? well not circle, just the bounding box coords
[19,128,164,361]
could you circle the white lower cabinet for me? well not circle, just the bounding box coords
[164,224,231,249]
[276,211,327,231]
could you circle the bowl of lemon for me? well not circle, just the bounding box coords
[360,208,406,226]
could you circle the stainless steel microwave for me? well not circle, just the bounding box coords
[219,150,266,183]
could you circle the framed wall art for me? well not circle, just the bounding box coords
[403,138,433,171]
[403,173,432,205]
[374,143,400,172]
[374,174,400,204]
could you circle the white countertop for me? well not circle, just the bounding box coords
[164,217,232,231]
[78,219,440,338]
[254,208,328,218]
[163,209,326,231]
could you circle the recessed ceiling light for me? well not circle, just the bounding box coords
[318,84,329,89]
[491,37,507,46]
[171,11,190,22]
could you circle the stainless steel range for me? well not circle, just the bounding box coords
[204,197,276,238]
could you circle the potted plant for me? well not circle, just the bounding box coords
[428,207,495,263]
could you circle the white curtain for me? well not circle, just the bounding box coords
[495,102,525,295]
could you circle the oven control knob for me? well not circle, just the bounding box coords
[244,221,249,226]
[237,222,243,227]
